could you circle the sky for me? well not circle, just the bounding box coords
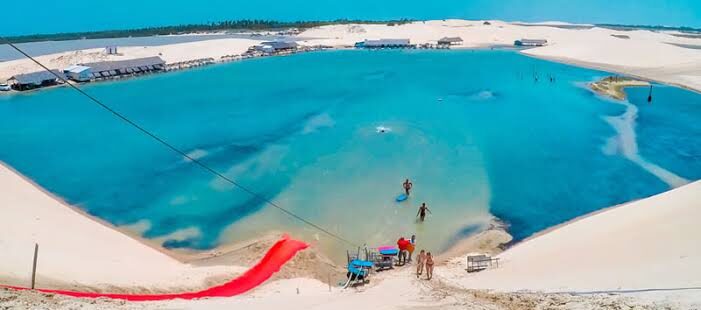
[2,0,700,36]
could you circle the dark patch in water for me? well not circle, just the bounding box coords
[163,238,203,250]
[441,223,484,251]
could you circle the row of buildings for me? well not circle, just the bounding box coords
[5,40,305,92]
[514,39,548,47]
[354,37,465,49]
[251,41,300,54]
[6,56,166,91]
[4,38,548,92]
[353,37,548,49]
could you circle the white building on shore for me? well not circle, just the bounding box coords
[63,65,92,82]
[514,39,548,47]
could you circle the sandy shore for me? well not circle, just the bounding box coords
[590,76,650,100]
[0,162,246,292]
[0,38,263,81]
[1,162,699,309]
[3,20,701,93]
[2,181,699,309]
[443,181,701,294]
[1,19,700,309]
[298,20,701,91]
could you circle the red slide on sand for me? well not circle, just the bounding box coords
[3,235,308,301]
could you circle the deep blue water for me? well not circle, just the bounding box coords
[0,50,698,258]
[628,85,701,181]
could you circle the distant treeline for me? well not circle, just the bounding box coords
[597,23,701,33]
[6,20,699,44]
[3,19,414,44]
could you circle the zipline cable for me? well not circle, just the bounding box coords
[0,36,359,248]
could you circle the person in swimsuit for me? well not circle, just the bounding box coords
[425,252,434,280]
[416,203,431,222]
[416,250,426,278]
[403,179,413,196]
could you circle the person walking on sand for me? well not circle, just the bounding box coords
[425,252,434,280]
[403,179,413,196]
[416,249,426,278]
[416,203,431,222]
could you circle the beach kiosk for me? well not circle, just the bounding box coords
[514,39,548,47]
[7,70,65,91]
[63,65,93,82]
[437,37,464,46]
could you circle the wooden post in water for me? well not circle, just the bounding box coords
[31,243,38,289]
[648,85,653,103]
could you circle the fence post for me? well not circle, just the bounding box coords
[31,243,39,289]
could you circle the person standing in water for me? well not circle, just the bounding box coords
[416,249,426,278]
[416,203,431,222]
[425,252,434,280]
[403,179,413,196]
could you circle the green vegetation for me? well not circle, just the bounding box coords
[3,19,414,44]
[597,23,701,33]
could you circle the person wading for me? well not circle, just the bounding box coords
[416,203,431,222]
[403,179,413,196]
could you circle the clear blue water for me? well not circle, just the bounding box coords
[0,50,698,259]
[628,86,701,181]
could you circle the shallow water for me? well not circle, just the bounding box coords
[0,50,698,260]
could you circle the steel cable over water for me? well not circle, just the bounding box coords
[0,36,359,248]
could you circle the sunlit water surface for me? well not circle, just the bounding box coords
[1,50,699,261]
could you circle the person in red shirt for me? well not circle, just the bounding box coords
[397,237,409,265]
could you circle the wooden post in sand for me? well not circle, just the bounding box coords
[31,243,38,289]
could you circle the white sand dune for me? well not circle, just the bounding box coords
[443,181,701,294]
[0,162,243,292]
[298,20,701,91]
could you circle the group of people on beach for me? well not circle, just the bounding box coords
[396,235,434,280]
[403,179,432,222]
[399,179,434,279]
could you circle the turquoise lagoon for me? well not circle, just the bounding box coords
[1,50,699,259]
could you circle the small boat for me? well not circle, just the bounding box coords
[0,83,10,91]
